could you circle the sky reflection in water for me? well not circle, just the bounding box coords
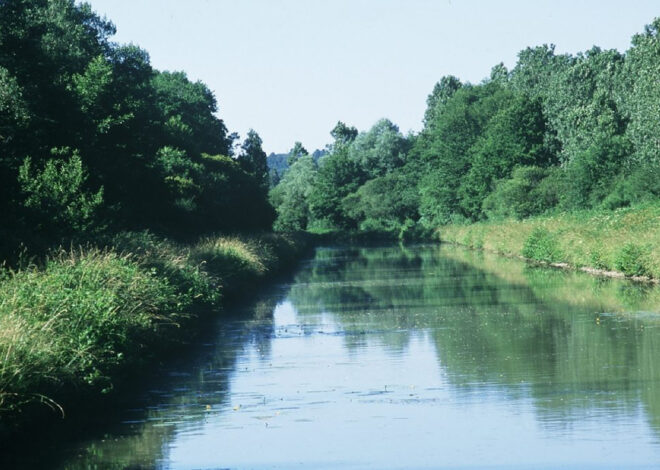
[54,244,660,469]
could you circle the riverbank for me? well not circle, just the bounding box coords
[436,203,660,282]
[0,231,310,439]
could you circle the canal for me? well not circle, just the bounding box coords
[18,244,660,469]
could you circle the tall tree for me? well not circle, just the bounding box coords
[238,129,269,191]
[286,141,308,166]
[423,75,462,127]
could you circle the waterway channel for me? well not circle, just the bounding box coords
[15,244,660,469]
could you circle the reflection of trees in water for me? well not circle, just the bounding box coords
[288,244,660,434]
[42,290,285,470]
[20,244,659,469]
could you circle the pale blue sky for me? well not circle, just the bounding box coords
[84,0,659,153]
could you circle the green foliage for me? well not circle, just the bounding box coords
[614,243,651,277]
[521,227,563,263]
[347,118,409,179]
[308,148,364,228]
[483,166,561,219]
[18,149,103,235]
[112,231,219,307]
[0,66,30,140]
[458,93,552,219]
[286,141,309,166]
[196,153,275,232]
[509,44,573,99]
[0,231,307,420]
[330,121,358,146]
[418,84,510,225]
[152,70,230,156]
[270,155,317,231]
[602,163,660,209]
[621,18,660,167]
[155,146,202,178]
[562,134,632,209]
[343,169,420,232]
[238,130,269,191]
[0,0,272,258]
[0,249,185,411]
[423,75,462,126]
[189,237,267,293]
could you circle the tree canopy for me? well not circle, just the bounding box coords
[269,16,660,235]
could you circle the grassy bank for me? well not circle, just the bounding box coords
[0,232,309,436]
[437,203,660,280]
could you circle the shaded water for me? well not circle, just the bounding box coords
[17,245,660,468]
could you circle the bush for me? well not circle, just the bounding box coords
[614,243,651,277]
[521,227,562,263]
[601,163,660,209]
[483,166,561,220]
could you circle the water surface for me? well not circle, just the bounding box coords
[26,245,660,468]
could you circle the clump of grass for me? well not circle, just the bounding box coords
[614,243,651,277]
[0,231,309,426]
[0,249,185,414]
[522,227,563,263]
[589,246,610,270]
[189,237,267,293]
[113,231,220,308]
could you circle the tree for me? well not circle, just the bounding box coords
[458,92,551,219]
[152,71,231,157]
[509,44,573,99]
[347,118,409,179]
[18,148,104,237]
[488,63,509,85]
[330,121,358,146]
[270,155,317,231]
[308,147,364,228]
[418,84,501,225]
[621,17,660,167]
[423,75,462,127]
[342,167,420,232]
[482,166,562,219]
[238,129,269,191]
[286,141,309,166]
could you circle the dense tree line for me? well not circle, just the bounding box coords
[3,1,660,251]
[0,0,273,257]
[270,19,660,235]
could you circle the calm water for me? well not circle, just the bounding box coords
[22,245,660,468]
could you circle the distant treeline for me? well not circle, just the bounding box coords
[0,0,274,259]
[3,1,660,255]
[267,148,328,187]
[270,19,660,236]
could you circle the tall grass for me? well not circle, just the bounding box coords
[0,232,308,428]
[0,249,185,415]
[437,202,660,279]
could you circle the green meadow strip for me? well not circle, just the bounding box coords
[437,203,660,281]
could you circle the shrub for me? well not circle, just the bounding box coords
[601,163,660,210]
[522,227,562,263]
[614,243,650,277]
[483,166,561,220]
[589,247,610,270]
